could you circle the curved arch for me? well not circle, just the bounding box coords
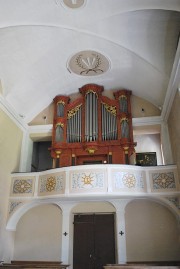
[125,197,180,261]
[0,20,170,75]
[124,196,180,221]
[0,3,179,31]
[6,200,62,231]
[71,200,116,214]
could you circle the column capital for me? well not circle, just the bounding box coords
[55,202,76,214]
[110,199,132,213]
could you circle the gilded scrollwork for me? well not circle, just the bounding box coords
[46,176,56,192]
[152,172,176,189]
[67,104,82,119]
[123,173,136,188]
[119,95,127,100]
[57,100,65,106]
[71,171,105,191]
[85,89,98,97]
[102,102,116,116]
[82,174,94,186]
[9,201,23,215]
[120,117,129,123]
[56,122,64,128]
[13,179,33,194]
[39,173,65,195]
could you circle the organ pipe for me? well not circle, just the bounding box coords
[101,102,117,141]
[85,91,98,142]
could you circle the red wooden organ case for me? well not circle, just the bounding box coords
[50,84,136,167]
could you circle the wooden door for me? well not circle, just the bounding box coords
[73,214,115,269]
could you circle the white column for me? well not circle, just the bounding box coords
[111,199,131,264]
[161,121,173,165]
[19,130,33,172]
[58,203,75,266]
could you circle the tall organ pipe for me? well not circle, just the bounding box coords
[75,112,77,142]
[101,105,104,140]
[79,107,82,142]
[95,95,98,140]
[85,92,98,142]
[85,94,89,141]
[89,93,92,141]
[101,103,118,141]
[93,93,95,141]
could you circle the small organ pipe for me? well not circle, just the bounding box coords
[77,110,79,142]
[101,104,104,140]
[107,112,110,140]
[89,93,92,141]
[75,111,77,142]
[85,94,88,142]
[104,105,106,141]
[79,107,82,142]
[67,119,69,142]
[110,113,112,140]
[70,117,73,142]
[95,94,98,140]
[93,93,95,141]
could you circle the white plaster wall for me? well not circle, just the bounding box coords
[0,109,22,262]
[14,204,62,261]
[29,93,161,126]
[125,199,180,261]
[72,202,115,214]
[134,133,163,165]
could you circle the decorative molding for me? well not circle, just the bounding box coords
[149,170,178,192]
[112,170,146,192]
[166,196,180,210]
[9,200,24,215]
[132,116,162,127]
[67,104,82,119]
[70,170,106,193]
[28,124,53,135]
[62,0,86,9]
[152,172,176,189]
[10,165,179,198]
[11,177,35,197]
[68,50,110,76]
[38,172,65,196]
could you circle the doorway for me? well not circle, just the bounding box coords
[31,141,52,171]
[73,214,115,269]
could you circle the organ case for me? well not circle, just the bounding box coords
[50,84,136,167]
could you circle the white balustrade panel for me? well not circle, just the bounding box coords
[10,165,179,199]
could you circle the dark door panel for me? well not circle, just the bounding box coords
[73,214,115,269]
[94,214,115,269]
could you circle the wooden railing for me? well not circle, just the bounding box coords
[0,261,69,269]
[104,261,180,269]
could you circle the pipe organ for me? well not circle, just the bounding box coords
[50,84,136,167]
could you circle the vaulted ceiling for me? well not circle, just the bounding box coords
[0,0,179,124]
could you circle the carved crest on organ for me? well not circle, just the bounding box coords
[50,84,136,167]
